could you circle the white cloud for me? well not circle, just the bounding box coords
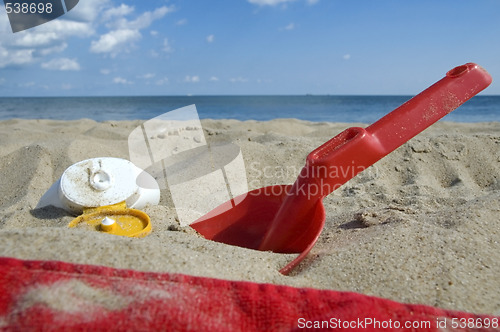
[230,77,249,83]
[13,32,61,48]
[343,54,351,60]
[206,34,215,43]
[247,0,295,6]
[64,0,110,22]
[283,23,294,30]
[113,77,133,84]
[248,0,317,6]
[156,77,169,85]
[0,0,102,68]
[150,30,159,36]
[0,1,172,71]
[90,29,141,56]
[61,83,73,90]
[135,6,172,28]
[210,76,219,82]
[100,69,111,75]
[39,43,68,56]
[102,4,134,21]
[107,6,173,30]
[184,75,200,83]
[176,19,187,26]
[90,5,173,58]
[0,47,34,68]
[163,38,173,53]
[0,1,172,69]
[18,81,35,88]
[138,73,156,79]
[41,58,81,71]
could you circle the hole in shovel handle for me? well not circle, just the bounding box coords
[305,127,384,198]
[446,63,471,78]
[308,127,363,164]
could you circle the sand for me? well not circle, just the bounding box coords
[0,118,499,315]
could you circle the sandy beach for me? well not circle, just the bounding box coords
[0,118,499,315]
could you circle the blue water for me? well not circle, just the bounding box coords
[0,95,499,122]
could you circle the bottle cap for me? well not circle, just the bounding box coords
[68,202,152,238]
[38,157,160,214]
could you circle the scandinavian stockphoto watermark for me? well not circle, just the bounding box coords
[3,0,79,33]
[247,161,379,199]
[128,105,381,225]
[128,105,248,227]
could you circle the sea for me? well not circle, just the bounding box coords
[0,95,499,123]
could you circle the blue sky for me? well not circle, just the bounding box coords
[1,0,499,96]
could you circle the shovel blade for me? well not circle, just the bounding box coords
[191,184,325,256]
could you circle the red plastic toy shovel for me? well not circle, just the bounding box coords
[191,63,492,274]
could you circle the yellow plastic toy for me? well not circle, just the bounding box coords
[37,157,160,238]
[68,202,151,238]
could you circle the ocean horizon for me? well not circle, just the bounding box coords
[0,95,499,123]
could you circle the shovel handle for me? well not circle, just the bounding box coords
[259,63,492,253]
[366,63,492,153]
[308,62,492,197]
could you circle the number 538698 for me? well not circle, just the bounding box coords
[5,2,53,14]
